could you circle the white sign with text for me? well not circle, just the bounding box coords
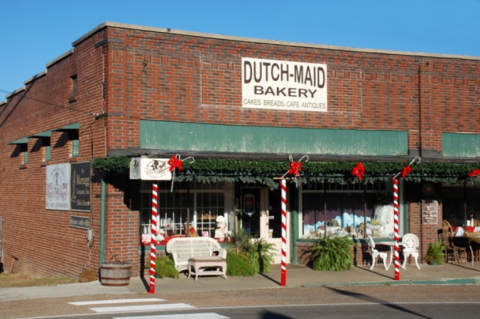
[46,163,70,210]
[242,57,327,112]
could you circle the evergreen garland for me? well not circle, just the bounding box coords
[92,156,480,188]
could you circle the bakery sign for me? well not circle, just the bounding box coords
[242,57,327,112]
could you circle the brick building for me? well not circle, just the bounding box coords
[1,22,479,278]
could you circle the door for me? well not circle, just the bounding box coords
[240,189,261,237]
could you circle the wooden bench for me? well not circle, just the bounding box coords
[187,256,228,281]
[166,237,227,272]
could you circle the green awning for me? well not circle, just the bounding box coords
[53,123,79,131]
[7,137,29,145]
[31,131,52,138]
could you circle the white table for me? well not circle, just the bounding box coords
[375,241,405,270]
[453,227,480,265]
[187,257,228,281]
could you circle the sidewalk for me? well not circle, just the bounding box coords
[1,263,479,301]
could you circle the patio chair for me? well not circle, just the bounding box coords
[473,219,480,227]
[368,235,389,270]
[401,233,420,269]
[442,225,467,264]
[442,219,453,229]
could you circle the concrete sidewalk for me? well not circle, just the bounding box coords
[1,263,479,301]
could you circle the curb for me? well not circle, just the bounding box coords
[289,277,480,288]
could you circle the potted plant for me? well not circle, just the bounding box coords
[311,236,353,271]
[425,241,445,265]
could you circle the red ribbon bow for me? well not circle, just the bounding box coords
[469,169,480,178]
[351,162,365,180]
[168,155,182,172]
[401,165,412,178]
[288,161,302,177]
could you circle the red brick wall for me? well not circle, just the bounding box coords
[103,27,479,156]
[0,29,108,278]
[406,182,443,263]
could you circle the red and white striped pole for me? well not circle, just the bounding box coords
[149,182,158,294]
[280,179,287,286]
[393,178,400,281]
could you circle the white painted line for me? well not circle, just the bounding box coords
[91,303,195,313]
[69,298,164,306]
[114,313,229,319]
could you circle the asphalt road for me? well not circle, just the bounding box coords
[24,303,480,319]
[1,285,480,319]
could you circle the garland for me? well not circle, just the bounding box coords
[92,156,480,188]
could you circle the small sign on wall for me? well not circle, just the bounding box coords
[70,215,91,229]
[130,157,141,180]
[422,200,438,224]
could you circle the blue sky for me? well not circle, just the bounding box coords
[1,0,479,97]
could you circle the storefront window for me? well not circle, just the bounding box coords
[301,181,393,239]
[442,183,480,227]
[139,181,231,242]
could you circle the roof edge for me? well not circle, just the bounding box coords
[5,86,26,99]
[24,70,48,85]
[45,49,74,69]
[72,21,480,61]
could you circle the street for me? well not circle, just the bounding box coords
[1,285,480,319]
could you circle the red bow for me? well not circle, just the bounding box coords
[469,169,480,178]
[288,161,302,177]
[351,162,365,180]
[401,165,412,178]
[168,155,182,172]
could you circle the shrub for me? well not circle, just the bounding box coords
[247,239,276,274]
[425,241,445,265]
[226,250,255,277]
[311,236,353,271]
[155,255,180,279]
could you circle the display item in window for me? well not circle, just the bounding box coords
[214,215,229,241]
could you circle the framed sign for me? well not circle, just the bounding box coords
[70,162,91,212]
[46,163,70,210]
[422,200,438,225]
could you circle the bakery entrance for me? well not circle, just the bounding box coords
[240,188,261,237]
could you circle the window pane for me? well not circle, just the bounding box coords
[210,193,218,207]
[217,193,225,207]
[202,193,210,207]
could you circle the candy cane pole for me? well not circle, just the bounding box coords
[149,182,158,294]
[280,179,287,286]
[393,178,400,281]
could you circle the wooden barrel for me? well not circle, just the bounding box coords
[100,263,132,286]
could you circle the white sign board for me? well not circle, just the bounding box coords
[130,157,140,180]
[140,158,172,180]
[46,163,70,210]
[242,57,327,112]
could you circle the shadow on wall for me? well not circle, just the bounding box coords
[0,262,3,274]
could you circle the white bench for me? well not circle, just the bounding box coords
[166,237,227,272]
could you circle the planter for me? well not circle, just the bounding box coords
[428,260,439,265]
[100,263,132,286]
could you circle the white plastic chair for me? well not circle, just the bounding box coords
[401,233,420,269]
[368,235,389,270]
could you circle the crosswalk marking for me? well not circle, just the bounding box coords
[114,313,229,319]
[90,303,196,313]
[69,298,164,306]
